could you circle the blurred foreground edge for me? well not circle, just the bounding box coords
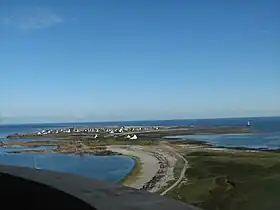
[0,165,201,210]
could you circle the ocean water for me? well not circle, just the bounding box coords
[167,133,280,149]
[0,124,136,183]
[0,116,279,182]
[163,117,280,149]
[0,153,134,183]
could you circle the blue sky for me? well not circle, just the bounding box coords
[0,0,279,123]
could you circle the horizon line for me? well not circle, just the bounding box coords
[1,115,279,126]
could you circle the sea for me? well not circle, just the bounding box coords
[0,116,279,182]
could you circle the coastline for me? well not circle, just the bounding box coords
[3,137,280,195]
[107,145,160,190]
[2,134,280,207]
[2,123,279,198]
[119,155,142,185]
[107,145,178,192]
[1,119,280,210]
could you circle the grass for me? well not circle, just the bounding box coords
[166,150,280,210]
[119,155,142,185]
[173,157,185,179]
[85,138,159,146]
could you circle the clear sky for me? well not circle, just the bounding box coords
[1,0,279,123]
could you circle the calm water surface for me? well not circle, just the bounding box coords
[0,153,134,183]
[164,117,280,149]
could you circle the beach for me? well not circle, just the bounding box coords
[1,117,280,210]
[107,145,177,192]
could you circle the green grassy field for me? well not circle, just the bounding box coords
[83,138,159,146]
[167,150,280,210]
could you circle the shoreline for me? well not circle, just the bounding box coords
[107,145,177,192]
[107,145,161,190]
[1,124,279,196]
[1,140,280,196]
[119,155,141,185]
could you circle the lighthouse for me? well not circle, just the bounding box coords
[247,121,251,127]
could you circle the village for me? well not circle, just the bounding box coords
[6,125,165,140]
[34,126,163,140]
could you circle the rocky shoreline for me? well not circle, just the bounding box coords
[141,150,176,192]
[107,145,178,193]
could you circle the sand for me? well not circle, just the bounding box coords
[107,145,177,192]
[107,145,161,189]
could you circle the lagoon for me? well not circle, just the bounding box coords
[0,152,135,183]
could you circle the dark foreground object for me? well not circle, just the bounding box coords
[0,165,200,210]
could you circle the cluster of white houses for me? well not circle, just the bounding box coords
[36,126,158,136]
[34,126,159,140]
[125,134,138,140]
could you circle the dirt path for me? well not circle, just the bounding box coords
[160,145,188,196]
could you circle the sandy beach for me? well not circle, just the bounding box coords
[107,145,160,189]
[107,145,177,192]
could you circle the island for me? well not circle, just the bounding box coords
[2,125,279,210]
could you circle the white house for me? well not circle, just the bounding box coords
[130,134,138,140]
[126,135,131,139]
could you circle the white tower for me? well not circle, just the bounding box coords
[247,121,251,126]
